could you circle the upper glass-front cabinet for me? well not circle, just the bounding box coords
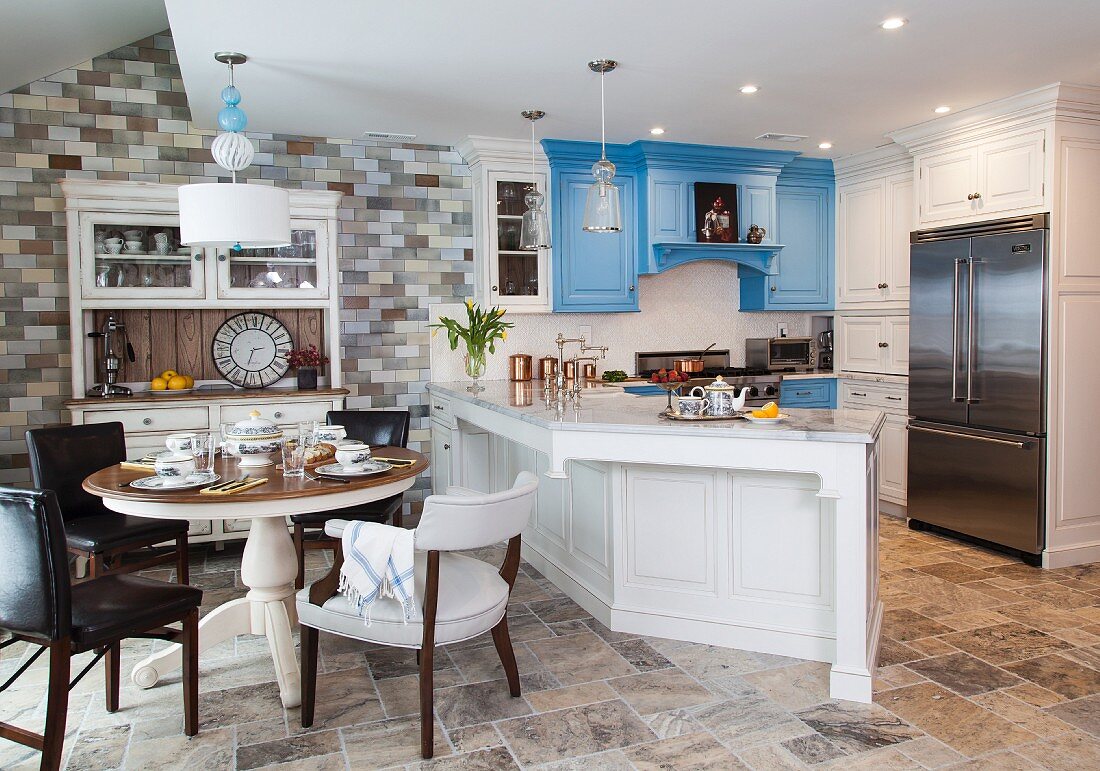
[217,219,329,300]
[488,173,550,310]
[79,212,205,300]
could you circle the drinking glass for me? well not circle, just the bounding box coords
[281,439,307,478]
[298,421,318,447]
[193,433,217,474]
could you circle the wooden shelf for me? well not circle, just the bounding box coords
[65,386,349,408]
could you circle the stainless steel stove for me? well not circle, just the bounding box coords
[634,349,782,408]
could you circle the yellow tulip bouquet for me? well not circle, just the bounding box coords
[431,299,513,392]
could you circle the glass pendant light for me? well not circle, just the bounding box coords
[179,52,291,250]
[582,59,621,233]
[519,109,551,250]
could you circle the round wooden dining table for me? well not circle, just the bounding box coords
[83,447,429,708]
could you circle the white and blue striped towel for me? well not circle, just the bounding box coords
[338,520,416,624]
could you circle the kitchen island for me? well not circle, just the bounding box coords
[427,380,885,703]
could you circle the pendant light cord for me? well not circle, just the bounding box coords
[530,119,536,193]
[600,71,607,161]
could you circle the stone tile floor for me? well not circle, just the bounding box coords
[2,515,1100,769]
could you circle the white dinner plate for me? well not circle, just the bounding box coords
[314,461,393,477]
[143,388,194,396]
[129,472,220,491]
[741,413,791,425]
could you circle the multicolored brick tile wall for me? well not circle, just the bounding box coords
[0,31,473,504]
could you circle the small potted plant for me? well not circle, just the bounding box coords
[287,344,329,390]
[430,299,513,392]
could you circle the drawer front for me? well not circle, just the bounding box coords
[840,381,908,412]
[429,394,453,424]
[85,406,209,434]
[221,401,330,428]
[780,379,836,408]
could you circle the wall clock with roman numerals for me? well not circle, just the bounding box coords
[211,312,293,389]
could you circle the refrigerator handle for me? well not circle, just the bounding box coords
[907,424,1033,449]
[967,258,980,404]
[952,258,965,402]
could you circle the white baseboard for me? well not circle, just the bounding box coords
[1043,540,1100,568]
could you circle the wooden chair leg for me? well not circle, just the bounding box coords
[300,624,318,728]
[419,550,440,759]
[181,608,199,737]
[293,524,306,591]
[105,643,120,713]
[175,534,189,584]
[88,552,101,580]
[491,616,521,697]
[41,639,71,771]
[392,508,403,529]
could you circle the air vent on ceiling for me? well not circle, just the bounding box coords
[755,132,808,143]
[362,131,417,142]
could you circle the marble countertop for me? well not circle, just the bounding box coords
[781,371,909,385]
[429,380,883,444]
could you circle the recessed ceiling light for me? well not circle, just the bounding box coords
[818,142,833,150]
[650,127,665,135]
[880,17,907,30]
[934,105,951,114]
[739,85,759,94]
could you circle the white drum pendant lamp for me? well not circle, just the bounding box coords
[179,52,291,249]
[582,59,621,233]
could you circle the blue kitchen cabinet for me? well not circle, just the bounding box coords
[739,159,834,311]
[780,377,837,409]
[551,170,639,312]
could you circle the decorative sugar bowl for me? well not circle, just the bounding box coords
[314,424,347,444]
[224,410,283,467]
[334,442,372,472]
[675,386,708,417]
[703,375,747,417]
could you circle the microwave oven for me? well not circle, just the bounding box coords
[745,337,816,372]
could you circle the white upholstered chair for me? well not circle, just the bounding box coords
[296,472,538,759]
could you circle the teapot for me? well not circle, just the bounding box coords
[746,224,767,244]
[703,376,747,416]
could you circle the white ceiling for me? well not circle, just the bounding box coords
[164,0,1100,158]
[0,1,169,95]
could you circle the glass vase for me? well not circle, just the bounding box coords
[464,349,487,393]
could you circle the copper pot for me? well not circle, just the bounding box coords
[509,354,532,382]
[673,358,704,373]
[538,356,558,381]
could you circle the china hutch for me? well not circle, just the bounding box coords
[61,179,346,543]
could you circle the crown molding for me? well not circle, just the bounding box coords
[456,135,547,168]
[59,179,343,213]
[832,143,910,181]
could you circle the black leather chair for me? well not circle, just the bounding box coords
[0,487,202,770]
[26,423,190,583]
[291,409,411,589]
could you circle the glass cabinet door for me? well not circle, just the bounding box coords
[79,212,205,300]
[490,174,549,309]
[216,219,330,300]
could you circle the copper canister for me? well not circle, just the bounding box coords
[562,360,576,380]
[509,354,532,382]
[510,381,534,406]
[538,356,558,381]
[582,363,596,380]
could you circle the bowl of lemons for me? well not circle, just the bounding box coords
[148,369,195,395]
[743,401,789,425]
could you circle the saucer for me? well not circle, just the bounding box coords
[314,461,392,477]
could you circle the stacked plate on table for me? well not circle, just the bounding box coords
[129,472,220,491]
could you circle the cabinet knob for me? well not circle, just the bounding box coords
[629,285,636,292]
[491,285,498,292]
[878,341,890,348]
[443,443,451,450]
[142,417,152,426]
[218,253,227,262]
[274,411,283,419]
[770,285,777,292]
[193,253,202,262]
[973,192,981,200]
[967,193,974,201]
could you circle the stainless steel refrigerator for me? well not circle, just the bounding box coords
[907,214,1047,562]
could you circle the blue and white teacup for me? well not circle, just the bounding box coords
[154,453,196,486]
[675,386,708,417]
[335,442,371,472]
[165,432,197,455]
[315,425,347,443]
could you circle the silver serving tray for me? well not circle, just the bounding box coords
[659,410,746,422]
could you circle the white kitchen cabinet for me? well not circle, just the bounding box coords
[430,422,453,494]
[457,137,552,313]
[839,379,908,506]
[914,129,1046,226]
[838,315,908,375]
[837,171,913,309]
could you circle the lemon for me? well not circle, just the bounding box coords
[159,369,179,381]
[150,377,168,391]
[167,375,188,390]
[183,374,195,388]
[752,409,768,418]
[762,401,780,418]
